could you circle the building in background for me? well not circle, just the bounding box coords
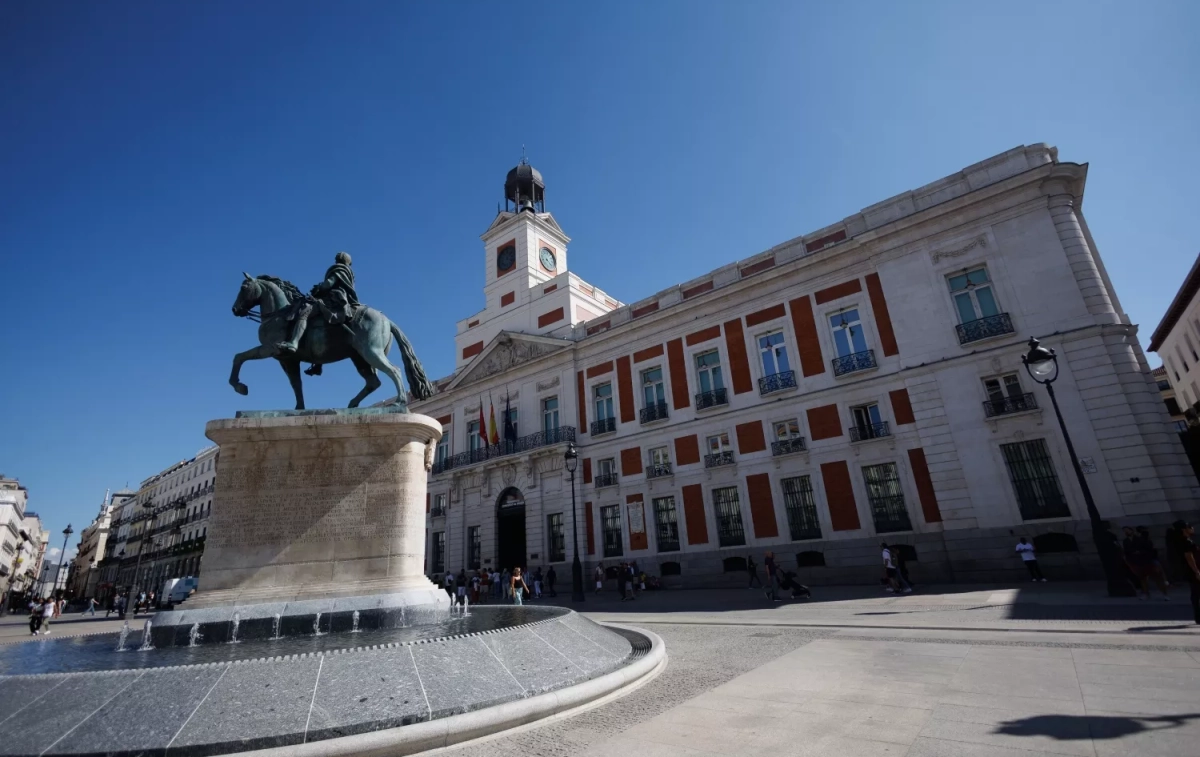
[412,145,1196,586]
[97,447,217,601]
[1152,366,1188,433]
[67,491,116,599]
[0,475,38,601]
[1151,253,1200,419]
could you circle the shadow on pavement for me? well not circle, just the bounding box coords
[995,713,1200,740]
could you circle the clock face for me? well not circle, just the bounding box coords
[497,245,516,272]
[539,246,556,271]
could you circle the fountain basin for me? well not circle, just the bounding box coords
[0,607,661,756]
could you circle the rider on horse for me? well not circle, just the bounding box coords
[276,252,358,373]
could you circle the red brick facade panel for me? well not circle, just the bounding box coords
[616,356,635,423]
[820,460,861,531]
[537,307,565,327]
[814,278,863,305]
[865,273,899,357]
[807,404,843,440]
[585,501,595,554]
[681,484,709,545]
[745,473,779,539]
[620,446,643,476]
[667,338,690,410]
[583,457,592,484]
[788,296,825,377]
[462,341,484,360]
[889,387,916,426]
[908,447,943,523]
[586,361,614,379]
[682,280,714,299]
[805,229,846,252]
[576,371,587,430]
[735,420,767,454]
[685,325,722,346]
[744,303,786,327]
[632,302,660,318]
[739,256,776,278]
[723,318,754,395]
[633,344,665,363]
[500,291,515,307]
[674,435,701,466]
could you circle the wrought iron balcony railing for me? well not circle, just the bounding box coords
[640,402,669,424]
[431,426,577,475]
[771,437,807,456]
[758,370,797,395]
[590,417,617,436]
[695,388,728,410]
[832,350,876,376]
[704,451,735,468]
[429,505,446,518]
[849,422,890,442]
[983,393,1038,418]
[872,507,913,534]
[595,473,619,488]
[646,463,672,479]
[956,312,1014,344]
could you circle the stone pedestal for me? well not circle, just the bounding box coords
[186,411,444,612]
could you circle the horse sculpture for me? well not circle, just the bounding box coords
[229,273,434,410]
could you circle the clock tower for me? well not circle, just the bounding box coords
[453,158,621,370]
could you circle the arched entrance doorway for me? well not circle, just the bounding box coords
[496,487,526,572]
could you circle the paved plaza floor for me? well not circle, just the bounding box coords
[3,583,1199,755]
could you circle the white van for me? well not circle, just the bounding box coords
[161,577,199,606]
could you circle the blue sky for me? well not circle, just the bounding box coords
[2,1,1198,556]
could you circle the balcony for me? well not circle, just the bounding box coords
[771,437,807,456]
[695,388,728,411]
[431,426,577,475]
[832,350,876,377]
[758,370,797,395]
[646,463,672,479]
[956,312,1014,345]
[704,451,735,468]
[849,422,890,442]
[983,393,1038,418]
[640,402,669,424]
[595,473,619,488]
[590,417,617,436]
[430,505,446,518]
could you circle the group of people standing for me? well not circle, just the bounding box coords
[441,565,557,606]
[593,562,646,600]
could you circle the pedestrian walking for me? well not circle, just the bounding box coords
[1179,521,1200,625]
[28,599,42,635]
[510,567,530,605]
[1125,526,1169,601]
[747,555,761,588]
[456,569,468,606]
[40,597,55,634]
[501,568,512,600]
[892,546,915,592]
[763,551,780,601]
[444,572,455,599]
[532,568,543,599]
[546,565,557,597]
[492,570,503,600]
[881,543,910,593]
[594,564,604,593]
[1015,537,1046,581]
[85,597,97,616]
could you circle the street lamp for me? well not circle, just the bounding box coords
[1022,337,1131,597]
[564,442,585,603]
[53,524,73,598]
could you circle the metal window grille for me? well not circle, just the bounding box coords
[653,497,680,552]
[1000,439,1071,520]
[547,514,566,562]
[467,526,481,570]
[712,486,746,547]
[601,505,623,557]
[862,463,912,533]
[781,476,822,540]
[431,531,445,574]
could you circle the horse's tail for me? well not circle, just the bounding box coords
[389,321,435,400]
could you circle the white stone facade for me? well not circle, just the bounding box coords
[0,475,33,592]
[1151,254,1200,412]
[412,145,1196,586]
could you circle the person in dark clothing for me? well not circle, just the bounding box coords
[1179,522,1200,625]
[546,566,557,597]
[763,551,780,601]
[616,563,626,601]
[747,556,761,588]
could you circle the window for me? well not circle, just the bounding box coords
[711,486,746,547]
[465,525,480,570]
[948,267,999,323]
[503,408,518,439]
[652,496,680,552]
[431,531,445,574]
[432,493,447,516]
[850,403,888,441]
[467,420,483,452]
[601,505,623,557]
[547,513,565,562]
[758,332,791,376]
[982,374,1035,416]
[828,308,868,357]
[641,368,668,422]
[695,350,725,393]
[435,429,450,464]
[1177,346,1190,373]
[782,476,822,540]
[1187,333,1199,363]
[1000,439,1071,520]
[772,419,806,455]
[594,383,614,420]
[705,432,734,467]
[1169,357,1182,383]
[542,397,559,433]
[862,463,912,533]
[647,446,672,478]
[596,458,618,487]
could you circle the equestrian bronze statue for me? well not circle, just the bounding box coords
[228,252,434,411]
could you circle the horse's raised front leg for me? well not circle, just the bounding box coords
[279,358,305,410]
[229,344,277,396]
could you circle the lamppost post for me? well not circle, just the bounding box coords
[564,443,585,603]
[53,524,73,598]
[1022,337,1131,597]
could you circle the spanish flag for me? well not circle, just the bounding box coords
[488,393,500,445]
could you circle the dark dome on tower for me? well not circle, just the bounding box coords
[504,158,545,213]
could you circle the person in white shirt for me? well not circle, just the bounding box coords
[881,543,910,593]
[1016,537,1047,581]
